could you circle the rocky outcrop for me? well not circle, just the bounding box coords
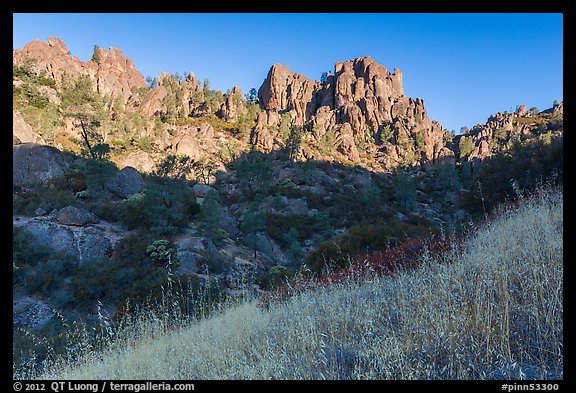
[86,46,147,100]
[13,110,45,145]
[19,221,111,264]
[56,206,100,226]
[175,236,219,276]
[250,111,279,152]
[104,166,145,198]
[141,72,205,120]
[460,103,563,162]
[254,56,450,166]
[13,143,69,185]
[464,106,530,162]
[13,36,147,102]
[141,84,168,118]
[13,37,85,87]
[258,64,319,126]
[219,86,247,122]
[193,184,216,198]
[553,101,563,115]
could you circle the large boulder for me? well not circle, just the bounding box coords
[120,151,155,173]
[104,166,145,198]
[13,110,45,145]
[22,221,111,264]
[56,206,100,226]
[13,143,69,186]
[175,236,219,276]
[178,237,219,260]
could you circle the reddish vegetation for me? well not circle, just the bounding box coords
[258,193,535,309]
[258,233,466,309]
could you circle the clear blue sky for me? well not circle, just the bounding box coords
[13,13,563,132]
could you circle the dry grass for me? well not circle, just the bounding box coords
[23,189,562,380]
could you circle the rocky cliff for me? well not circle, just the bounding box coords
[253,56,453,167]
[13,36,147,102]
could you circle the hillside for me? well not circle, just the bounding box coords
[25,189,562,380]
[12,37,563,377]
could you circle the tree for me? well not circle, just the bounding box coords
[235,150,273,194]
[282,228,304,263]
[377,123,394,145]
[146,240,178,268]
[197,191,228,244]
[278,112,292,142]
[91,45,101,64]
[78,117,97,160]
[142,176,194,237]
[458,136,475,159]
[193,159,219,185]
[436,163,461,192]
[394,173,416,210]
[145,76,158,89]
[153,154,195,180]
[92,143,111,160]
[285,126,303,161]
[240,210,266,258]
[460,161,473,188]
[248,88,258,104]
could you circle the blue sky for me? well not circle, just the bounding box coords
[13,13,563,132]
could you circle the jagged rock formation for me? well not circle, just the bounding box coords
[13,36,147,102]
[218,86,247,122]
[253,56,452,167]
[459,103,563,162]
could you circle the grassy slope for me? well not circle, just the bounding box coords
[39,190,563,380]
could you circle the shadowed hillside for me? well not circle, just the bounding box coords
[16,188,562,380]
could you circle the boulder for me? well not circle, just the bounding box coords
[172,133,201,160]
[176,251,198,275]
[56,206,99,226]
[13,110,45,145]
[13,143,69,186]
[120,151,155,173]
[104,166,145,198]
[177,237,219,261]
[21,221,111,265]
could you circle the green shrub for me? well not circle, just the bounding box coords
[264,265,292,289]
[13,183,76,216]
[146,240,179,268]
